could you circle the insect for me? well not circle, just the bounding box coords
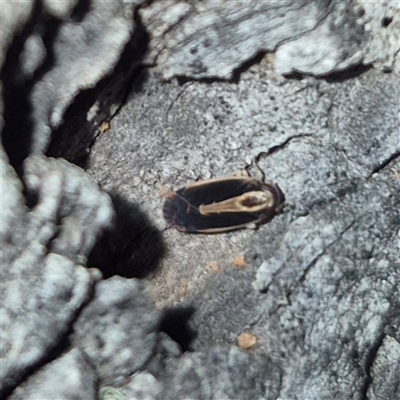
[162,158,285,233]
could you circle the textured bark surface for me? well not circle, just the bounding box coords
[1,0,399,399]
[140,0,400,78]
[0,152,112,395]
[8,349,97,400]
[72,277,160,386]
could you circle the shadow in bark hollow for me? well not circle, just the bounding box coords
[282,64,373,82]
[323,64,372,83]
[176,51,268,86]
[69,0,92,23]
[160,306,198,352]
[1,0,67,177]
[88,192,166,279]
[46,5,151,168]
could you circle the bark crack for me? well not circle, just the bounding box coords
[360,332,386,399]
[369,150,400,178]
[255,133,316,161]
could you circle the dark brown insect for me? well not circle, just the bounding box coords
[162,175,285,233]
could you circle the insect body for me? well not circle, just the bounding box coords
[162,175,285,233]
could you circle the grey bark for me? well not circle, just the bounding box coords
[9,349,97,400]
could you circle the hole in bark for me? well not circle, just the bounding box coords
[160,306,197,351]
[381,16,393,27]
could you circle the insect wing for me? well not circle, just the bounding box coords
[163,192,196,231]
[177,177,265,207]
[162,178,283,233]
[163,191,269,233]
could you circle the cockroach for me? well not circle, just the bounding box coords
[162,162,285,233]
